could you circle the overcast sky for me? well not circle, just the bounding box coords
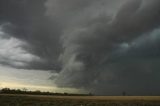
[0,0,160,95]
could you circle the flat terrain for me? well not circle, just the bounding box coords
[0,94,160,106]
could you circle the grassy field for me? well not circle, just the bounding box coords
[0,94,160,106]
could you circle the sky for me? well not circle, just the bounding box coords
[0,0,160,95]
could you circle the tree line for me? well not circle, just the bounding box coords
[0,88,93,96]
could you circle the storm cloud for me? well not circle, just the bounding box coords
[46,0,160,95]
[1,0,160,95]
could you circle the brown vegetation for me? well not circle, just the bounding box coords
[0,94,160,106]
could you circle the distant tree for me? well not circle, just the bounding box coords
[64,93,68,95]
[89,92,93,96]
[22,88,27,92]
[122,91,126,96]
[1,88,11,93]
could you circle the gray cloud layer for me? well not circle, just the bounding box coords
[1,0,160,95]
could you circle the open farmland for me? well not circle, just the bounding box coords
[0,94,160,106]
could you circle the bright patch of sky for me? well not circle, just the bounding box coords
[0,65,85,93]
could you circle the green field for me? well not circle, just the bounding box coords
[0,94,160,106]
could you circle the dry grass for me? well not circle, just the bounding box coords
[0,94,160,106]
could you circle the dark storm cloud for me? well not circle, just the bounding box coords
[93,28,160,95]
[45,0,160,95]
